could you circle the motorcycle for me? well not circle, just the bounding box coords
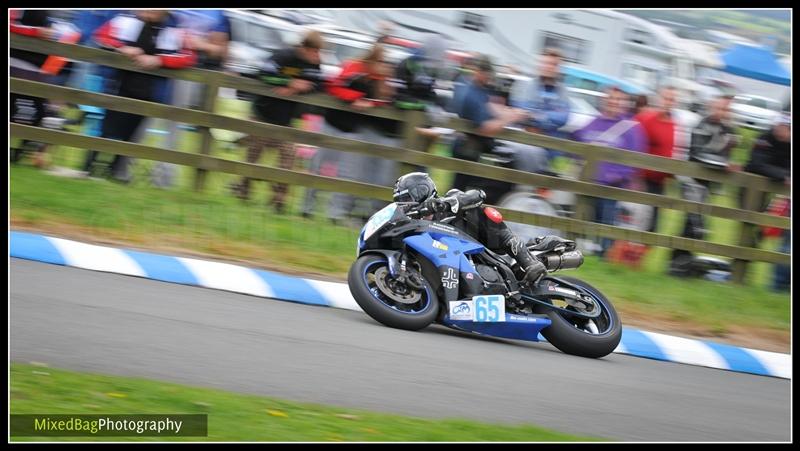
[347,195,623,358]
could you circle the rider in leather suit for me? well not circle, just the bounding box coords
[393,172,547,286]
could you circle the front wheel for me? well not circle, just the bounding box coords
[348,254,440,331]
[534,276,622,358]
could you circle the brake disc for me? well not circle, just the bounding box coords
[374,267,422,304]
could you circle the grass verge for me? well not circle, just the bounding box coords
[10,363,600,442]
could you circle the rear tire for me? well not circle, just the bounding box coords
[348,254,439,331]
[535,276,621,358]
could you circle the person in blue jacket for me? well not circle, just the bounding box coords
[510,47,571,164]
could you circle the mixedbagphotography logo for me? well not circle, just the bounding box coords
[10,414,208,437]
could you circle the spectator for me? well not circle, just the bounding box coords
[743,114,791,187]
[573,86,647,257]
[322,44,402,224]
[451,53,529,191]
[749,113,791,292]
[446,53,478,114]
[229,30,325,213]
[739,113,791,221]
[493,70,553,179]
[81,10,197,182]
[394,33,447,107]
[67,10,120,91]
[634,85,678,232]
[509,47,571,164]
[687,95,739,169]
[393,33,450,175]
[147,9,231,189]
[670,95,739,276]
[10,10,58,66]
[742,114,791,292]
[10,9,63,168]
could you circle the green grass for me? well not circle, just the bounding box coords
[10,363,599,442]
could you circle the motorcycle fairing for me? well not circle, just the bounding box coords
[403,232,484,302]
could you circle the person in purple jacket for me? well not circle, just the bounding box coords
[573,86,647,257]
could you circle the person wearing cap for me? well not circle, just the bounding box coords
[229,30,325,213]
[451,53,530,191]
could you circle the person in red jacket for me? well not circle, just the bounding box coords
[324,43,401,224]
[633,85,678,232]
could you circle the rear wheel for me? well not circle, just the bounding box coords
[533,276,621,358]
[348,254,439,331]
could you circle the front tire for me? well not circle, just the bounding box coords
[348,254,440,331]
[535,276,622,358]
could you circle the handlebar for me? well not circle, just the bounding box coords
[404,189,485,218]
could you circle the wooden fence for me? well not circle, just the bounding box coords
[9,35,791,283]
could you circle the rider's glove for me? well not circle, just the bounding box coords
[457,189,486,210]
[422,197,450,214]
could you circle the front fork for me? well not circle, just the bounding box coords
[384,249,424,291]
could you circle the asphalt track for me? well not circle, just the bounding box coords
[10,259,791,441]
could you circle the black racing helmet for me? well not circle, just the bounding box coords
[393,172,437,204]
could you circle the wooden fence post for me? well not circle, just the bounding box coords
[193,74,220,192]
[570,157,598,242]
[731,186,764,284]
[400,109,428,178]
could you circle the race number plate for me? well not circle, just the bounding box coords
[472,295,506,322]
[448,296,506,322]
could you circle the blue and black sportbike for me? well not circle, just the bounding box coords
[348,197,622,358]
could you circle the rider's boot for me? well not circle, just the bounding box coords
[502,234,547,286]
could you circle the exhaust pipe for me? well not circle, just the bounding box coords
[540,250,584,272]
